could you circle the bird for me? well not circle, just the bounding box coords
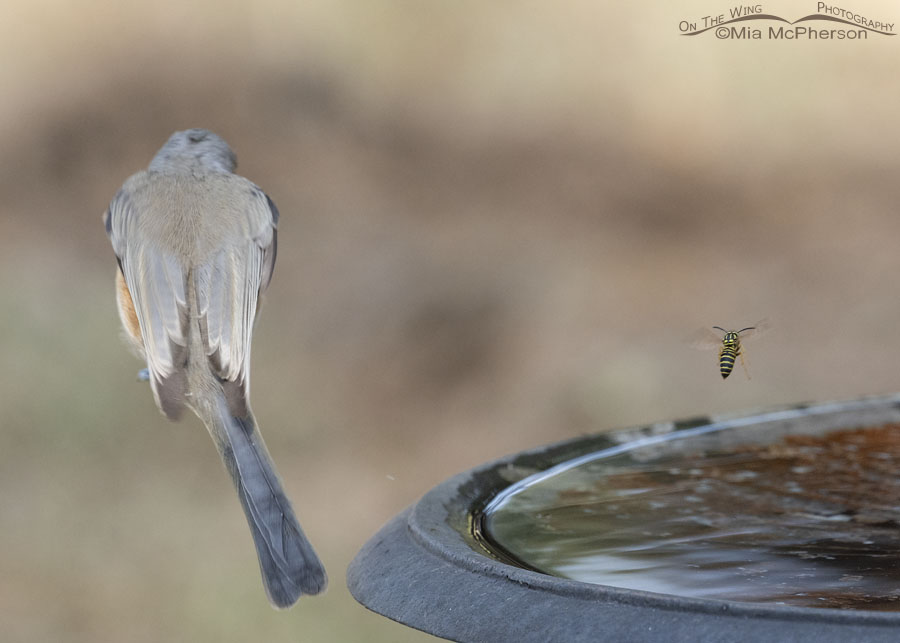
[104,128,326,608]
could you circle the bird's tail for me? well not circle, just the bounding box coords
[202,392,327,607]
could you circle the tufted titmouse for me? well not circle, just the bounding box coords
[104,129,326,608]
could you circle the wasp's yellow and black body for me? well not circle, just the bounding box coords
[689,319,769,380]
[713,326,755,379]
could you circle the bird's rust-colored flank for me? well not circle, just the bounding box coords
[115,267,142,346]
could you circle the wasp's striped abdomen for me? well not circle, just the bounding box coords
[718,331,742,379]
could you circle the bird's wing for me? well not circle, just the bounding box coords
[105,181,190,419]
[194,186,278,417]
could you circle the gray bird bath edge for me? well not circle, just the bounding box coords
[347,395,900,642]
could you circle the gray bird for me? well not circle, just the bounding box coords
[104,128,326,608]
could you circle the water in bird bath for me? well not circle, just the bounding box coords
[480,423,900,610]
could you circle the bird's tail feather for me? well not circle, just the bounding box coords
[206,393,326,607]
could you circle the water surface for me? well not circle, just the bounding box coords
[483,424,900,610]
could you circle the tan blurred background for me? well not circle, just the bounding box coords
[2,0,900,640]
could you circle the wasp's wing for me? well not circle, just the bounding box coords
[737,318,772,344]
[687,327,724,351]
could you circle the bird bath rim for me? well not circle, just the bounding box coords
[348,395,900,642]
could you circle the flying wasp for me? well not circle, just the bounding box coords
[690,320,770,379]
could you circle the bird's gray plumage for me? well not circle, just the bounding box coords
[105,128,325,607]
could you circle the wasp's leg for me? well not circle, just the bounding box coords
[739,349,752,380]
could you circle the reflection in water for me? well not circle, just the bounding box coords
[483,425,900,610]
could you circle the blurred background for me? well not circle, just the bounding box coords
[2,0,900,640]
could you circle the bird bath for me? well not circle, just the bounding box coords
[348,396,900,642]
